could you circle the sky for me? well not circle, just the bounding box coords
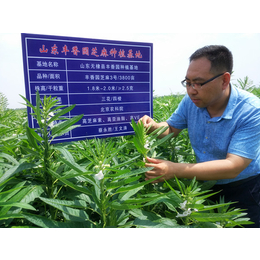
[1,1,260,109]
[1,33,260,109]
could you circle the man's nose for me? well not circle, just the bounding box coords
[187,85,198,95]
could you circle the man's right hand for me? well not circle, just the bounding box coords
[139,115,181,138]
[138,115,158,132]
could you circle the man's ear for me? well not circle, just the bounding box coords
[222,72,231,90]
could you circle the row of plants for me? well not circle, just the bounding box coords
[1,79,258,228]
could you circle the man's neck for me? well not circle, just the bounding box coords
[207,85,231,118]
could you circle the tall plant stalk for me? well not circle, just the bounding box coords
[20,92,83,218]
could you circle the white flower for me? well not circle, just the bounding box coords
[94,170,104,181]
[176,200,199,218]
[144,140,150,149]
[180,200,187,210]
[176,208,192,218]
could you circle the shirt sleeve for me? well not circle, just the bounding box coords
[166,94,189,129]
[228,107,260,160]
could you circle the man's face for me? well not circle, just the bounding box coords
[185,57,225,108]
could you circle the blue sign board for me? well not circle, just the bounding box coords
[21,33,153,143]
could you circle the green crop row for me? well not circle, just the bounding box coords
[1,79,258,228]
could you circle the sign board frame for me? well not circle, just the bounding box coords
[21,33,153,143]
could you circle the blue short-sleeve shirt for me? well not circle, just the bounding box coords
[166,85,260,184]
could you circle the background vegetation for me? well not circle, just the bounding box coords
[0,77,259,228]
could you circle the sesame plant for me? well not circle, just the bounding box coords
[2,92,162,227]
[21,137,164,228]
[130,118,174,162]
[129,115,253,228]
[0,92,84,226]
[0,82,256,228]
[19,91,83,199]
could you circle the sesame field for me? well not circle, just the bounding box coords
[1,78,259,228]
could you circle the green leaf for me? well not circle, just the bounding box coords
[109,202,145,210]
[54,152,97,187]
[0,163,36,185]
[115,176,161,194]
[54,146,76,164]
[106,167,154,180]
[199,202,236,212]
[0,181,26,202]
[133,218,183,228]
[22,213,94,228]
[130,209,183,228]
[148,125,169,140]
[26,127,40,150]
[48,104,75,124]
[122,194,163,205]
[35,91,42,125]
[0,213,24,221]
[0,184,43,216]
[41,198,87,208]
[52,125,80,138]
[27,127,44,143]
[118,186,144,201]
[0,152,19,165]
[151,132,174,148]
[0,202,36,211]
[51,114,83,136]
[48,168,92,196]
[19,94,36,112]
[191,212,240,222]
[106,175,141,191]
[40,197,89,220]
[130,208,161,221]
[109,156,141,170]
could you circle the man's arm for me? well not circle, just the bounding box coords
[145,153,252,183]
[139,115,182,138]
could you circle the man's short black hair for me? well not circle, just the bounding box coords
[189,45,233,74]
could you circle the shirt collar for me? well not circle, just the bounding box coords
[221,84,238,120]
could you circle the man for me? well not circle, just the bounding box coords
[140,45,260,227]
